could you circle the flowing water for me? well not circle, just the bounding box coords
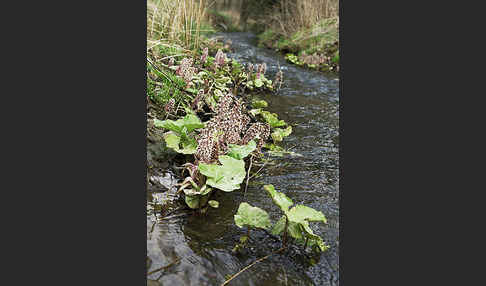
[147,32,339,286]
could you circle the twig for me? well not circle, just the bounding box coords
[248,161,267,180]
[243,154,253,198]
[159,213,190,221]
[283,216,288,247]
[147,258,181,276]
[220,247,285,286]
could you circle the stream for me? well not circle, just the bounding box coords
[147,32,339,286]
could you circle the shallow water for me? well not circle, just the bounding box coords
[147,32,339,286]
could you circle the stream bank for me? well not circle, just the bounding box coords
[147,32,339,286]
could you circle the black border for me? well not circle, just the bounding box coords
[7,0,474,285]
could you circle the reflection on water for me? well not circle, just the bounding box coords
[147,32,339,286]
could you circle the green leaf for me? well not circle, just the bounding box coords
[306,235,329,252]
[299,222,328,252]
[164,132,181,150]
[286,205,327,224]
[227,140,257,160]
[287,221,305,240]
[183,187,212,209]
[332,52,339,64]
[185,194,201,209]
[208,200,219,208]
[251,99,268,109]
[183,185,212,196]
[185,88,198,94]
[154,118,180,133]
[254,78,263,88]
[271,215,286,235]
[261,111,286,128]
[234,202,271,230]
[263,184,293,212]
[263,143,284,151]
[249,108,262,116]
[271,126,292,142]
[163,132,197,154]
[272,215,304,240]
[154,114,204,134]
[198,155,246,192]
[285,53,298,64]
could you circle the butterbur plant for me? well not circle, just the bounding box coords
[265,185,328,252]
[234,184,329,253]
[164,98,175,114]
[245,62,273,89]
[214,49,227,67]
[285,50,338,72]
[200,47,208,64]
[153,114,204,154]
[174,57,197,87]
[149,46,291,211]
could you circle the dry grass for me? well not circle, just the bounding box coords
[270,0,339,37]
[147,0,208,52]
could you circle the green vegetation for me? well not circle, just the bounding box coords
[206,0,340,72]
[234,202,272,230]
[259,17,339,72]
[199,155,247,192]
[149,44,289,210]
[147,3,331,278]
[234,184,329,253]
[154,114,204,154]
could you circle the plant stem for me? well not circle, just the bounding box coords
[303,237,309,250]
[283,216,288,247]
[244,154,253,198]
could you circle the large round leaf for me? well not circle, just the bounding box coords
[198,155,246,192]
[234,202,271,230]
[263,184,293,212]
[227,140,256,160]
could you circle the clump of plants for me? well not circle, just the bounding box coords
[285,49,339,72]
[149,46,291,211]
[256,15,339,73]
[234,184,329,253]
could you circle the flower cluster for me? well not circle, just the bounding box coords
[191,89,205,111]
[299,51,330,66]
[247,62,267,80]
[214,49,227,67]
[195,92,270,163]
[164,98,175,114]
[247,63,254,74]
[200,47,208,64]
[175,58,197,87]
[241,122,270,149]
